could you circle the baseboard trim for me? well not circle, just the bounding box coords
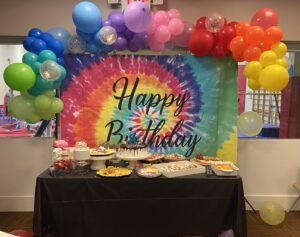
[0,196,34,212]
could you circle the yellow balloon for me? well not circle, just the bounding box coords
[275,58,289,69]
[259,201,285,226]
[271,42,287,58]
[259,50,278,68]
[248,78,260,90]
[259,65,289,92]
[243,61,262,80]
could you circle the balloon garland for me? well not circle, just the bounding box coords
[2,1,289,132]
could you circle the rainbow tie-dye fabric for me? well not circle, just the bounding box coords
[60,55,237,163]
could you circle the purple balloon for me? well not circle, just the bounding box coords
[113,36,128,51]
[132,32,149,49]
[103,20,111,27]
[108,11,126,33]
[124,2,152,33]
[218,229,234,237]
[124,29,134,40]
[128,41,140,52]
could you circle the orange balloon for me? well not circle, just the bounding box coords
[265,26,283,45]
[245,26,265,46]
[229,36,247,54]
[258,41,271,52]
[232,52,244,62]
[236,21,251,37]
[243,46,262,62]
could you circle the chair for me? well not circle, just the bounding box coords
[287,182,300,212]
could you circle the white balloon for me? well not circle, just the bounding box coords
[40,60,61,81]
[237,111,263,136]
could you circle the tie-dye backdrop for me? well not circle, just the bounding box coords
[60,55,238,163]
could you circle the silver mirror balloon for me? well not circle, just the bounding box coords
[98,26,117,45]
[237,111,263,136]
[205,13,225,33]
[40,60,61,81]
[68,35,86,53]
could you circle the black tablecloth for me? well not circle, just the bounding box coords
[33,170,247,237]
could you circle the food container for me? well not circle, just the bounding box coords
[211,161,239,176]
[153,161,205,178]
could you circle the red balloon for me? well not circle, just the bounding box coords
[10,230,33,237]
[196,16,206,30]
[218,25,236,44]
[188,29,214,56]
[227,21,238,29]
[251,8,278,30]
[210,41,229,58]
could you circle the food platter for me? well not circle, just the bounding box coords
[96,166,132,177]
[136,166,162,178]
[90,148,116,156]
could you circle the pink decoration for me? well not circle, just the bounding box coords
[168,9,182,19]
[154,11,170,26]
[168,18,184,36]
[154,25,171,43]
[53,140,69,149]
[146,21,157,35]
[149,37,165,52]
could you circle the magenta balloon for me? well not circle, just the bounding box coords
[113,36,128,51]
[108,11,126,33]
[124,2,152,33]
[173,21,195,47]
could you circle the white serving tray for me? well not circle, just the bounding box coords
[211,161,239,176]
[153,161,206,178]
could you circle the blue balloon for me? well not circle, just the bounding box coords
[30,39,47,54]
[28,28,43,38]
[48,27,71,51]
[36,75,54,90]
[47,39,64,57]
[72,1,102,34]
[38,50,57,63]
[101,44,113,52]
[86,40,102,53]
[31,61,41,74]
[22,52,38,66]
[76,28,94,41]
[39,32,54,44]
[23,37,35,51]
[28,85,43,96]
[56,57,64,66]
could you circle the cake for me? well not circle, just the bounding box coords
[118,142,148,158]
[73,141,90,161]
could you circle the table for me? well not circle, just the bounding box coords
[33,170,247,237]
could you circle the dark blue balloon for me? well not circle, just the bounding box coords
[47,39,64,57]
[23,37,35,51]
[56,57,65,66]
[101,44,113,52]
[86,40,102,53]
[39,32,54,44]
[30,39,47,54]
[28,28,43,38]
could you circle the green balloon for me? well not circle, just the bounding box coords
[43,90,55,97]
[38,50,57,63]
[26,114,41,124]
[22,52,38,66]
[4,63,36,91]
[31,61,41,74]
[20,90,35,99]
[8,95,35,120]
[51,97,64,114]
[39,111,56,120]
[34,95,52,111]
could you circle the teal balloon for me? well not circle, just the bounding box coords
[8,95,35,120]
[28,85,43,96]
[52,79,62,89]
[59,66,66,80]
[22,52,38,66]
[38,50,57,63]
[36,75,54,90]
[31,61,41,74]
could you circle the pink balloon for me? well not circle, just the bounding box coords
[168,18,184,36]
[146,21,157,35]
[168,9,182,19]
[149,37,165,52]
[154,11,170,26]
[154,25,171,43]
[173,21,195,47]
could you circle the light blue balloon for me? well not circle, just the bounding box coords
[72,1,102,34]
[31,61,41,74]
[36,75,54,90]
[22,52,38,66]
[38,50,57,63]
[86,40,102,53]
[48,27,71,52]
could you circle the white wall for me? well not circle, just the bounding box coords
[0,137,299,211]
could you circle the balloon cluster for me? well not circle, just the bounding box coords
[229,8,289,92]
[146,9,184,52]
[3,27,66,124]
[72,1,152,53]
[188,13,237,57]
